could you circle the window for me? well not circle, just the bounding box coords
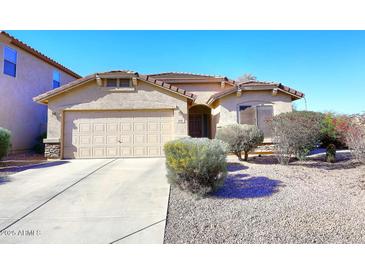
[257,105,274,138]
[238,104,274,138]
[3,46,17,77]
[106,79,117,87]
[105,78,131,88]
[119,79,130,88]
[53,71,60,88]
[239,105,256,125]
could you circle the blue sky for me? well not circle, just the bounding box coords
[8,30,365,114]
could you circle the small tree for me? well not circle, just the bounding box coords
[0,127,11,160]
[320,112,348,149]
[272,111,323,164]
[237,73,257,83]
[216,124,264,161]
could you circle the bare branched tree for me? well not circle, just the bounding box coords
[237,73,257,83]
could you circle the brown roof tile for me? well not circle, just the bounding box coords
[207,80,304,104]
[148,72,237,85]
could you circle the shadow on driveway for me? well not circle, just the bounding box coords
[0,176,11,185]
[0,161,69,174]
[213,173,284,199]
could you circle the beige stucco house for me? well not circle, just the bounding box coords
[34,70,304,159]
[0,31,80,152]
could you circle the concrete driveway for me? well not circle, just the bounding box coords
[0,158,170,244]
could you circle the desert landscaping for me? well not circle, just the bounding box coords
[165,152,365,243]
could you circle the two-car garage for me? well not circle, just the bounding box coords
[63,110,174,159]
[35,71,193,160]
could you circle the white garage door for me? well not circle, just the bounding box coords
[63,110,174,159]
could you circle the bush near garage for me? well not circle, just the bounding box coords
[164,137,228,196]
[0,127,11,160]
[215,124,264,161]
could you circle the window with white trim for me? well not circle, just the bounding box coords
[238,104,274,138]
[53,70,60,88]
[3,46,17,77]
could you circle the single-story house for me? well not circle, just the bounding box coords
[33,71,304,159]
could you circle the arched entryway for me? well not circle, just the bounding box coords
[188,104,211,138]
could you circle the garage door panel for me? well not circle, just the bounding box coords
[148,147,161,156]
[94,123,106,133]
[148,122,160,131]
[120,122,132,132]
[120,147,133,157]
[134,147,146,157]
[80,136,92,145]
[93,136,105,145]
[120,135,132,145]
[79,147,92,158]
[106,147,119,157]
[133,122,146,132]
[106,135,119,145]
[93,147,105,158]
[148,134,160,144]
[107,123,118,132]
[64,110,173,159]
[134,134,146,144]
[79,123,92,133]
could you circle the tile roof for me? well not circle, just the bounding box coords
[0,31,81,79]
[149,72,225,79]
[148,72,237,85]
[33,71,196,103]
[207,80,304,104]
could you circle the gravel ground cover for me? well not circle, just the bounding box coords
[164,151,365,243]
[0,152,46,178]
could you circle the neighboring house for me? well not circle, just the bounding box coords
[0,31,80,152]
[33,71,304,159]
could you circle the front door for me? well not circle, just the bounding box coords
[189,114,203,137]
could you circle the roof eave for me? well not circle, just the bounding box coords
[33,73,197,104]
[1,31,81,79]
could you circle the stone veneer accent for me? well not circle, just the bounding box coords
[44,143,61,159]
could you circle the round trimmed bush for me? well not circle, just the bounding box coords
[215,124,264,161]
[0,127,11,160]
[164,137,228,196]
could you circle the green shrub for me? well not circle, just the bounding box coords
[272,111,324,164]
[215,124,264,161]
[0,127,11,160]
[164,137,228,196]
[33,132,47,154]
[326,144,336,163]
[320,113,347,148]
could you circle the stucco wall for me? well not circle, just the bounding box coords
[0,35,77,151]
[212,90,293,138]
[46,80,189,141]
